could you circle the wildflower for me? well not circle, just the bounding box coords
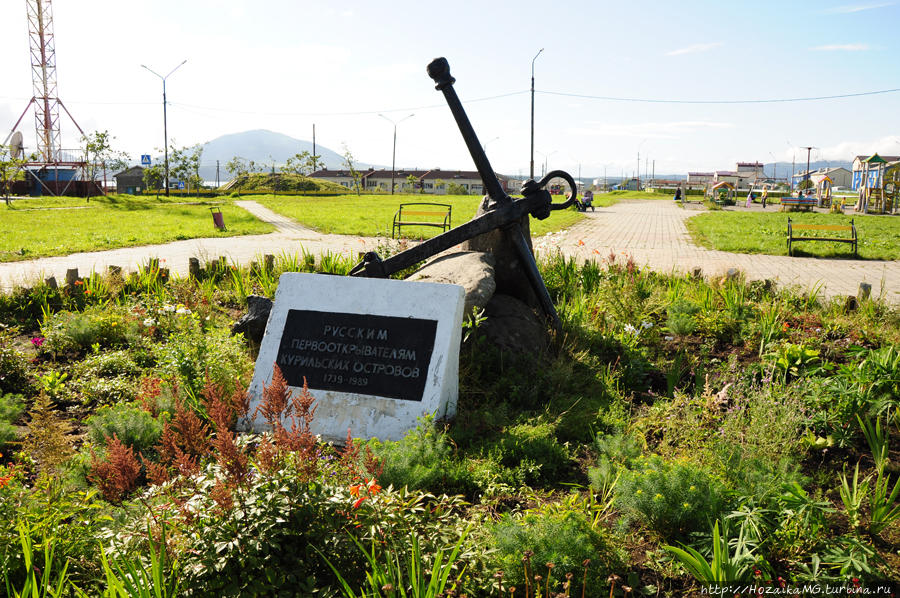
[623,323,637,335]
[353,496,366,509]
[664,335,674,341]
[161,304,176,313]
[143,318,157,327]
[577,239,585,246]
[74,280,83,286]
[366,478,382,494]
[176,307,192,315]
[349,484,362,497]
[682,502,690,509]
[782,322,790,331]
[30,337,45,348]
[689,485,696,491]
[635,489,642,495]
[110,321,117,327]
[593,249,600,254]
[641,320,653,329]
[654,493,663,501]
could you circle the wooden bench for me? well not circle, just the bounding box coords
[392,203,452,238]
[781,196,818,209]
[787,218,857,257]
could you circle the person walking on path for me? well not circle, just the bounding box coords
[761,187,768,209]
[582,189,594,211]
[673,186,682,203]
[745,188,755,208]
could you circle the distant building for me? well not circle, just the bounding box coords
[113,166,145,194]
[687,172,714,185]
[310,168,511,195]
[736,161,764,178]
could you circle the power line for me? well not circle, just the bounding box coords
[168,89,531,117]
[536,87,900,104]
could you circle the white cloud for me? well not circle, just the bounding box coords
[665,42,723,56]
[571,121,734,140]
[807,136,900,161]
[824,2,895,13]
[810,43,870,51]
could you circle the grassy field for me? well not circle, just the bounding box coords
[255,192,587,238]
[686,210,900,260]
[0,195,274,262]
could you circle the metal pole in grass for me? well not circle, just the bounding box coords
[379,113,414,195]
[530,48,543,181]
[141,60,187,197]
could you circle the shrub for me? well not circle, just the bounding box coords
[73,350,141,379]
[0,332,31,395]
[0,393,24,448]
[369,418,473,496]
[41,305,141,354]
[667,298,700,336]
[78,377,139,406]
[497,419,571,485]
[488,511,621,596]
[446,182,467,195]
[615,455,728,539]
[153,323,251,401]
[86,403,162,453]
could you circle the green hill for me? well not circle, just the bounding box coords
[221,172,347,194]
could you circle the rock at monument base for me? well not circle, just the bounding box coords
[478,294,551,356]
[407,251,496,320]
[461,197,539,309]
[232,295,273,344]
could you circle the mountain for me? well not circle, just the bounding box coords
[194,129,350,181]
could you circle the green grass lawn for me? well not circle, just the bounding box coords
[686,210,900,260]
[0,195,274,262]
[254,193,586,239]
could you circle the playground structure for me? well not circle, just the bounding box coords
[706,181,735,205]
[815,175,833,209]
[854,153,897,214]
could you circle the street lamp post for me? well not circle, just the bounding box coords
[379,113,414,194]
[483,136,500,152]
[530,48,543,181]
[141,60,187,197]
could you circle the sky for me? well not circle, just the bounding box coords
[1,0,899,180]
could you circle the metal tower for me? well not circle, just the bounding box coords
[3,0,89,195]
[27,0,61,162]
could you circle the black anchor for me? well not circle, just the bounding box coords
[351,57,577,330]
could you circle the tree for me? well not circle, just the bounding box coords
[447,182,467,195]
[142,164,164,198]
[283,151,322,176]
[342,145,361,196]
[0,145,34,206]
[434,178,445,195]
[169,143,203,196]
[406,174,418,193]
[82,130,129,198]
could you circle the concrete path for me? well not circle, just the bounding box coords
[1,199,897,304]
[535,200,899,304]
[0,201,394,290]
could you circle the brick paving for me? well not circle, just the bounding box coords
[535,200,900,304]
[1,199,897,304]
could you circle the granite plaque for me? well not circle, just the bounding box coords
[246,272,465,442]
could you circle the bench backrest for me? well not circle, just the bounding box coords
[397,203,452,219]
[788,218,855,235]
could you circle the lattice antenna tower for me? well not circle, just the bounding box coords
[27,0,61,161]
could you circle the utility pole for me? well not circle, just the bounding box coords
[141,60,187,197]
[530,48,543,180]
[791,154,795,190]
[312,123,317,172]
[215,159,220,189]
[379,113,414,194]
[636,152,640,189]
[652,159,655,186]
[801,146,815,191]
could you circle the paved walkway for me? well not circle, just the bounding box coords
[535,200,899,303]
[1,199,897,304]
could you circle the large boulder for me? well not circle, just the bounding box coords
[407,251,496,320]
[479,294,551,355]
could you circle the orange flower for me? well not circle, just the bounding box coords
[349,484,362,497]
[577,240,585,246]
[593,249,600,254]
[353,496,366,509]
[74,280,84,286]
[367,479,382,495]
